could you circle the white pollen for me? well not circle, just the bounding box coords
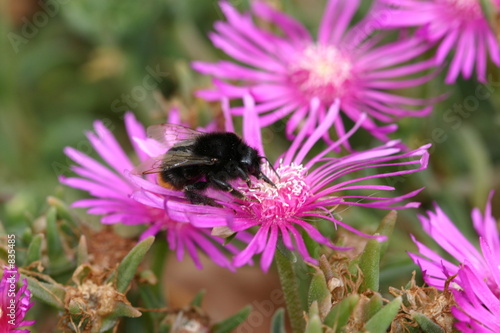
[236,162,310,222]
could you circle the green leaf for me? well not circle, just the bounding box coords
[302,227,320,262]
[21,227,33,246]
[99,302,142,333]
[212,305,251,333]
[377,210,397,258]
[364,296,402,333]
[47,196,77,227]
[307,268,331,316]
[305,302,322,333]
[358,211,396,293]
[358,238,381,293]
[150,240,169,284]
[109,236,154,293]
[459,126,493,207]
[412,312,445,333]
[190,289,206,307]
[77,235,89,266]
[138,283,166,312]
[364,293,384,322]
[223,232,238,245]
[323,294,359,330]
[307,268,329,304]
[25,234,44,266]
[109,301,142,319]
[275,247,305,333]
[270,308,286,333]
[46,206,64,263]
[22,275,65,310]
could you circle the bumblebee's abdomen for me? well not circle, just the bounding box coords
[158,165,205,190]
[156,174,178,190]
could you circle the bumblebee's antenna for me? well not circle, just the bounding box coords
[260,156,280,180]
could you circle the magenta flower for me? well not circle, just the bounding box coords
[410,192,500,331]
[451,264,500,332]
[0,266,35,333]
[59,112,245,270]
[379,0,500,83]
[193,0,437,147]
[131,96,430,272]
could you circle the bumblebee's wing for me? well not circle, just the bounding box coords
[132,156,164,175]
[160,148,217,170]
[147,124,204,149]
[132,149,217,175]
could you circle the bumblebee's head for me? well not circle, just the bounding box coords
[238,145,260,174]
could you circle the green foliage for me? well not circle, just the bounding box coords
[1,195,252,332]
[270,308,287,333]
[298,212,455,332]
[190,289,206,307]
[359,211,397,293]
[412,312,446,333]
[364,297,403,333]
[304,302,322,333]
[323,294,360,330]
[212,305,252,333]
[275,247,306,333]
[25,234,44,266]
[110,236,154,293]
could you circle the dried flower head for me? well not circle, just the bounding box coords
[389,273,455,332]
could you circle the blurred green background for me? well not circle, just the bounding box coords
[1,0,500,331]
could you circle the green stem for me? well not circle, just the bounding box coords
[275,249,305,333]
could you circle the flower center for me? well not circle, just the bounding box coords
[238,163,310,224]
[288,44,353,103]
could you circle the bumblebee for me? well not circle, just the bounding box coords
[135,124,276,206]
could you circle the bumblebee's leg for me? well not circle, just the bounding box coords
[208,177,245,199]
[235,166,253,188]
[184,182,221,207]
[257,172,277,188]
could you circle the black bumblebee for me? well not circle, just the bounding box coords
[135,124,277,206]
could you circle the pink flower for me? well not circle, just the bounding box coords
[59,112,245,270]
[0,267,35,333]
[193,0,437,148]
[379,0,500,83]
[131,96,430,272]
[451,264,500,332]
[410,192,500,331]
